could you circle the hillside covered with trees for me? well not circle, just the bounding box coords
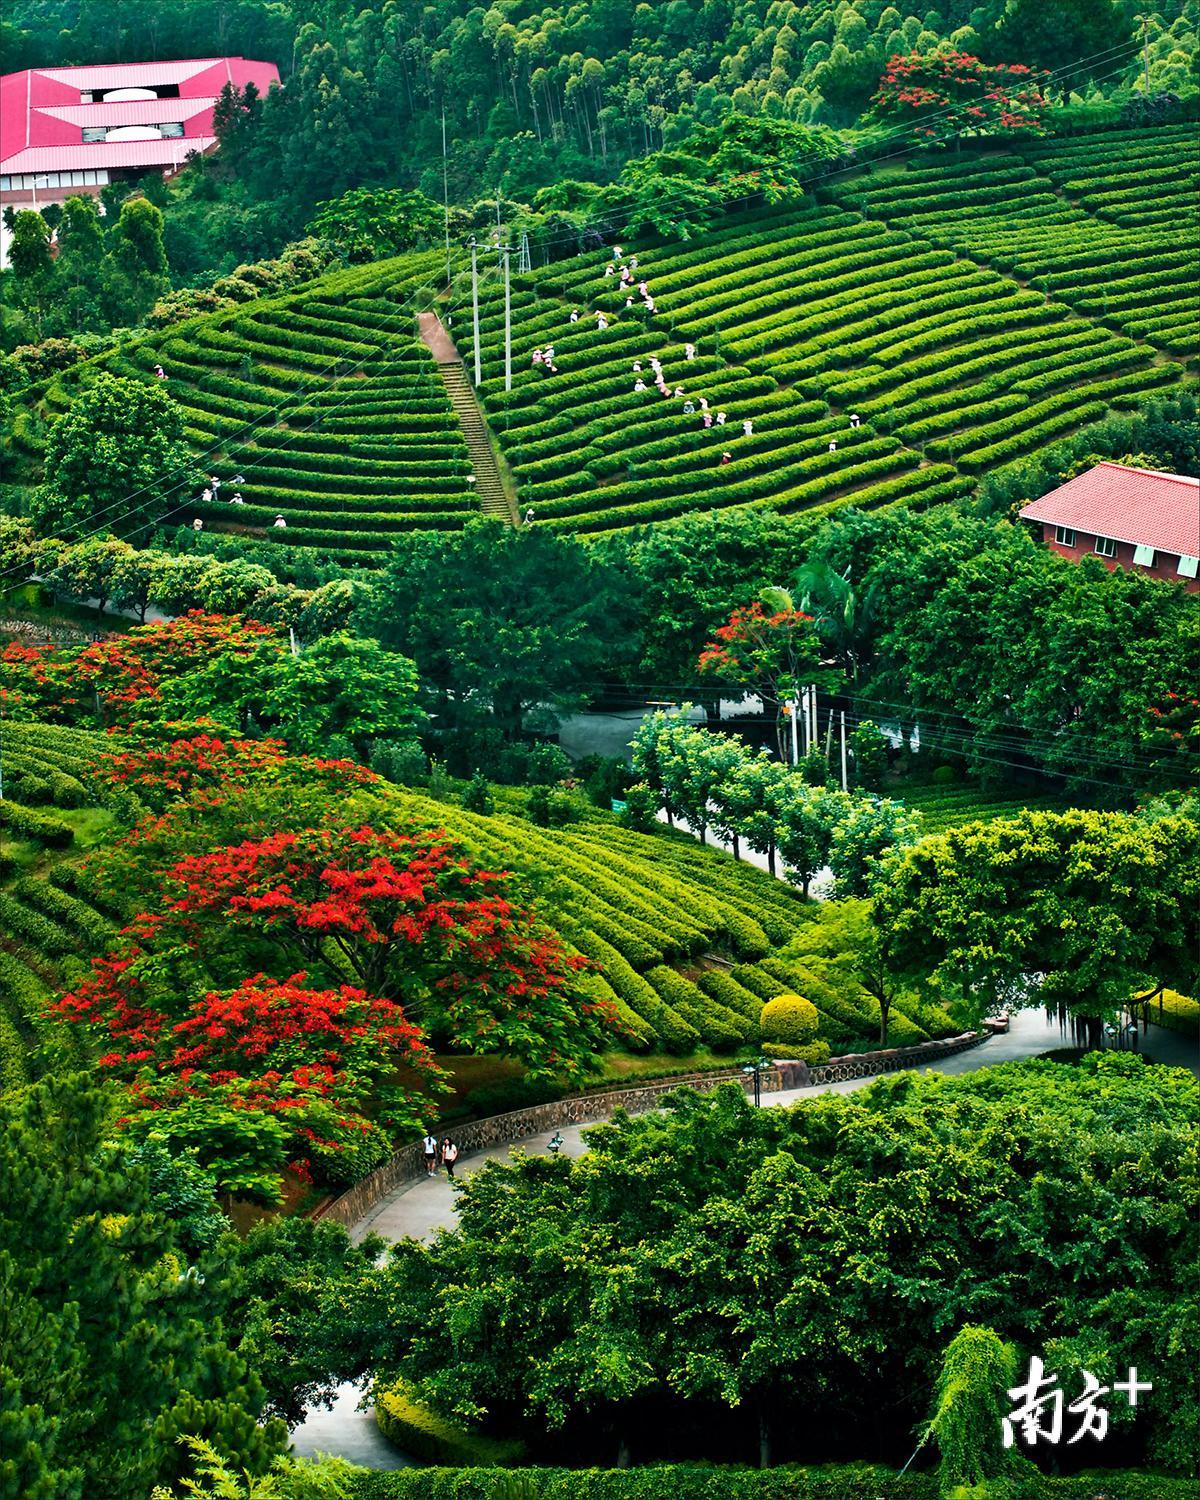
[1,1,1198,1497]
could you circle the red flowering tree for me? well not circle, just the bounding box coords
[161,825,606,1077]
[58,958,434,1195]
[870,49,1048,143]
[1144,690,1200,785]
[698,589,825,757]
[99,728,377,814]
[1,640,78,720]
[55,816,615,1188]
[70,610,282,725]
[56,822,613,1194]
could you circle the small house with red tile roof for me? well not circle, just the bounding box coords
[1019,461,1200,593]
[1,57,279,215]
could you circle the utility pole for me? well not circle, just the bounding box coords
[808,683,818,751]
[441,107,451,289]
[824,709,835,761]
[502,243,513,393]
[839,710,848,791]
[790,694,800,764]
[1136,14,1151,97]
[469,237,481,386]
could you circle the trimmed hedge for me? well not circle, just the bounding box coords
[346,1465,1196,1500]
[373,1385,524,1468]
[0,799,74,848]
[645,966,752,1051]
[1148,990,1199,1038]
[760,994,819,1047]
[697,969,766,1024]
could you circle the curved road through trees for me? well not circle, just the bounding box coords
[290,1011,1197,1467]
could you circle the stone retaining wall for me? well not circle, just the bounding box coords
[807,1031,983,1084]
[314,1033,985,1229]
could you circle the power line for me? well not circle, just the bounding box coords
[6,39,1150,569]
[557,681,1182,782]
[2,255,505,576]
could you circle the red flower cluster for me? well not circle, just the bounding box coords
[70,611,281,719]
[102,732,290,800]
[873,48,1047,142]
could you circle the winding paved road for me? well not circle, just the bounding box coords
[289,1012,1197,1467]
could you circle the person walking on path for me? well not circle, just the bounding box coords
[422,1132,438,1177]
[442,1139,460,1180]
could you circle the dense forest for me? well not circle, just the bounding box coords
[3,0,1197,295]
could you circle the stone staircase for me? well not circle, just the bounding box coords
[416,311,515,525]
[438,361,515,523]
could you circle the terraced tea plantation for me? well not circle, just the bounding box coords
[837,126,1199,359]
[465,205,975,532]
[16,125,1196,550]
[0,720,953,1088]
[40,253,481,564]
[465,145,1192,532]
[890,781,1078,836]
[0,721,126,1089]
[388,790,956,1056]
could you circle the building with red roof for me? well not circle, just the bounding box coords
[1,57,279,213]
[1019,461,1200,593]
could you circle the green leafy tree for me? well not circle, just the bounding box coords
[927,1325,1023,1491]
[359,1061,1199,1471]
[226,1217,384,1426]
[105,196,171,324]
[613,509,807,688]
[876,806,1200,1020]
[109,547,173,626]
[720,749,791,876]
[54,194,107,328]
[7,209,55,337]
[991,0,1130,96]
[364,520,635,743]
[45,535,134,616]
[0,1075,286,1500]
[306,187,445,262]
[262,632,424,756]
[659,719,745,845]
[124,1134,231,1258]
[32,372,193,538]
[847,719,889,790]
[776,781,842,896]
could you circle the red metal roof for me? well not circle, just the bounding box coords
[37,99,214,127]
[37,59,231,89]
[1,57,278,174]
[1019,462,1200,558]
[2,139,216,174]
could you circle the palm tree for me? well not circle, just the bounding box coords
[793,560,877,683]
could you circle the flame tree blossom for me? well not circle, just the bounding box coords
[870,49,1048,143]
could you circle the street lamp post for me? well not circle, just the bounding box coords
[741,1057,769,1109]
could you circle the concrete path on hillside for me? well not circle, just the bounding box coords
[417,310,460,362]
[289,1011,1195,1465]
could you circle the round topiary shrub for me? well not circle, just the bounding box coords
[931,764,958,785]
[759,993,820,1047]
